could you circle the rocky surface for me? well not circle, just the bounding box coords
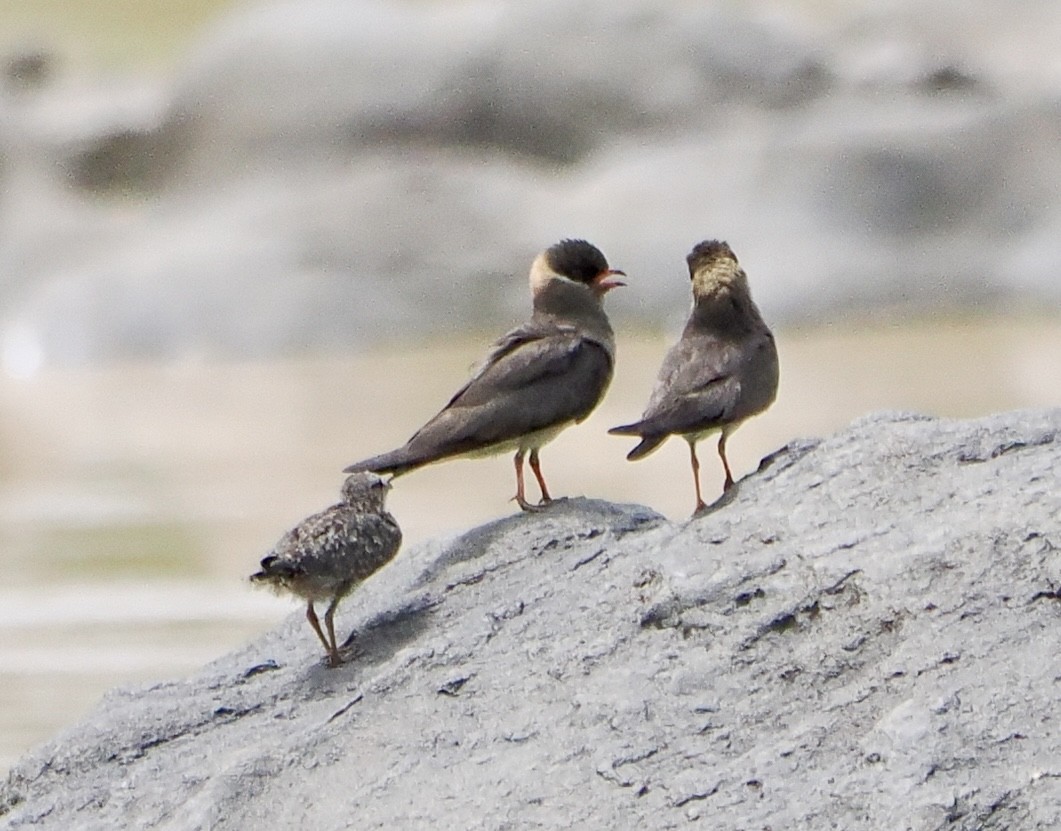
[1,0,1060,368]
[2,408,1059,829]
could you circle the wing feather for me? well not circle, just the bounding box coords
[403,330,612,457]
[346,320,614,474]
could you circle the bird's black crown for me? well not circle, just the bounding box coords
[545,239,610,284]
[686,240,737,277]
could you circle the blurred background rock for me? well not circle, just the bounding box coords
[0,0,1058,771]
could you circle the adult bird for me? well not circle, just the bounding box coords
[610,240,778,513]
[344,239,625,510]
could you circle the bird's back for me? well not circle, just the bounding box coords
[252,504,402,601]
[619,296,776,440]
[347,318,614,474]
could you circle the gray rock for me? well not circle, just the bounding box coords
[3,408,1059,829]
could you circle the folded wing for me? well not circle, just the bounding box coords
[609,333,743,459]
[345,324,613,475]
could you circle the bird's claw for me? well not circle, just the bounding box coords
[512,494,541,512]
[512,494,553,512]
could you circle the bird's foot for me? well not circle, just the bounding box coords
[691,500,709,517]
[324,650,345,669]
[513,494,544,512]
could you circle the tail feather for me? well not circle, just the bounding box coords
[343,447,420,476]
[607,420,645,436]
[250,555,302,583]
[609,421,667,461]
[625,434,667,461]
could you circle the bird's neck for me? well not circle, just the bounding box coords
[689,271,765,335]
[343,497,387,513]
[533,279,614,342]
[690,259,746,297]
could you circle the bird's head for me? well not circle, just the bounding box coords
[530,239,626,301]
[686,240,746,299]
[340,471,392,508]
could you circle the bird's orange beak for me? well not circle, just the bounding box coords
[594,268,626,293]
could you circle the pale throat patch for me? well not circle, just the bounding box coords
[529,254,583,294]
[693,259,746,297]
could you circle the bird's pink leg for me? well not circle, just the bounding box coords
[511,450,537,511]
[306,601,332,657]
[690,441,707,514]
[323,596,344,668]
[528,449,553,505]
[718,433,735,492]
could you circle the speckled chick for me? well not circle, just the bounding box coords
[250,472,402,667]
[610,240,779,514]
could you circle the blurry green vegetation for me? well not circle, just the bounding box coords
[0,0,237,68]
[36,522,203,578]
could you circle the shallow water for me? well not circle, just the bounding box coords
[1,315,1059,771]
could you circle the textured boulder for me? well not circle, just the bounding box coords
[2,408,1059,829]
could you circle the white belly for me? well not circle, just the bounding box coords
[461,422,573,459]
[683,419,743,445]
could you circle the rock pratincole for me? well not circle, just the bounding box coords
[344,239,625,510]
[610,240,778,513]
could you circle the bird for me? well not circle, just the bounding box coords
[250,472,402,667]
[344,239,625,511]
[609,240,778,514]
